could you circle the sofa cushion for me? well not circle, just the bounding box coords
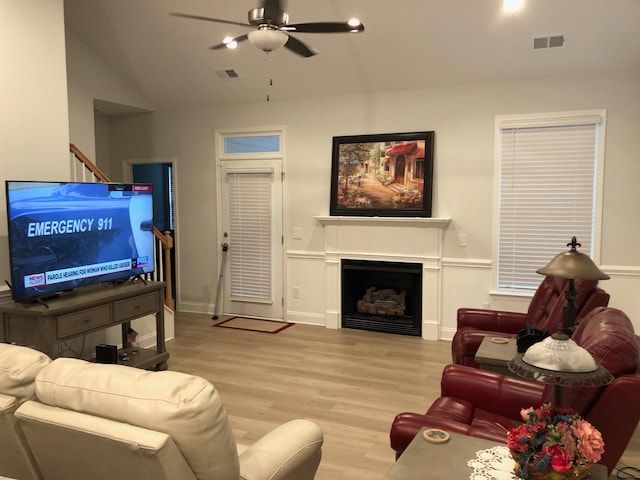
[35,358,240,480]
[0,344,51,404]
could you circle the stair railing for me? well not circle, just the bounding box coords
[69,144,175,310]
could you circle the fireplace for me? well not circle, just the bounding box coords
[316,215,450,340]
[341,259,422,336]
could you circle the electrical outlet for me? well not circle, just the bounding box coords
[458,233,468,247]
[292,287,300,298]
[292,227,303,240]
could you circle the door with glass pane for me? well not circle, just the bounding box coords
[220,160,283,319]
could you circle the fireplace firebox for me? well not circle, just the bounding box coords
[341,259,422,336]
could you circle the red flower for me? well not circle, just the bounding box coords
[543,444,573,473]
[507,424,529,453]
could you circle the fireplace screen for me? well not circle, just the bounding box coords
[341,259,422,336]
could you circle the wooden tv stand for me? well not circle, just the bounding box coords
[0,281,169,370]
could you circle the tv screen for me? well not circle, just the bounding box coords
[5,181,155,302]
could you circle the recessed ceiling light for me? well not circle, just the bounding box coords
[503,0,524,13]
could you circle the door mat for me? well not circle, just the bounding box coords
[213,317,294,334]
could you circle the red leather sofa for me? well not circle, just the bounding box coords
[390,307,640,474]
[451,276,610,367]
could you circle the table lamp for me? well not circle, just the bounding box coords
[508,237,613,406]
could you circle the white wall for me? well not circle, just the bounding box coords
[65,39,640,334]
[0,0,70,291]
[65,31,154,164]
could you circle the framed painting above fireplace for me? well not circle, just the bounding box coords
[330,131,434,217]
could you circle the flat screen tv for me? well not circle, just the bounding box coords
[5,181,155,303]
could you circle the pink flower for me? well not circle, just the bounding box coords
[520,407,534,421]
[573,419,605,463]
[543,444,573,473]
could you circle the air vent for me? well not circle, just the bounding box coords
[215,69,240,80]
[532,34,566,50]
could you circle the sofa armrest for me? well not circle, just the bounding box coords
[238,419,323,480]
[439,365,545,416]
[457,308,529,333]
[584,374,640,473]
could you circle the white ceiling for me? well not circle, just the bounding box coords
[63,0,640,111]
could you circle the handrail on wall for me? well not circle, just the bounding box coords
[69,144,175,310]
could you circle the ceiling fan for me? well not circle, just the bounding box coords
[170,0,364,58]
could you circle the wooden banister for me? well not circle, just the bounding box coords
[69,144,175,310]
[69,144,110,183]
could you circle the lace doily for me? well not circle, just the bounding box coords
[468,445,519,480]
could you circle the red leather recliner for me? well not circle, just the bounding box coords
[451,276,610,367]
[390,307,640,474]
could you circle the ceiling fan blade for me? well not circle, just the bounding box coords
[170,12,250,28]
[284,22,365,34]
[210,34,249,50]
[284,35,316,58]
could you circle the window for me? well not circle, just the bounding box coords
[224,135,280,154]
[495,110,605,291]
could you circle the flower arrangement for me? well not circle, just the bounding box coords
[507,403,605,480]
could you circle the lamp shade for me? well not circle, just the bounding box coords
[523,335,597,372]
[248,29,288,52]
[536,237,609,280]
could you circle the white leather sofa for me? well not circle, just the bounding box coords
[0,343,51,480]
[15,357,323,480]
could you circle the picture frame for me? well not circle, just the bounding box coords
[330,131,434,217]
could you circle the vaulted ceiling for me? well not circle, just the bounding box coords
[63,0,640,111]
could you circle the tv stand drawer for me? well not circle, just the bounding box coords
[57,305,112,338]
[114,293,158,321]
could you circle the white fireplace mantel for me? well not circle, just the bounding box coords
[314,216,451,228]
[315,215,451,340]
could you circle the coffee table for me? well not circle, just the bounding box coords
[384,428,607,479]
[474,336,517,376]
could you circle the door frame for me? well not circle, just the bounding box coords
[215,127,286,320]
[122,156,179,304]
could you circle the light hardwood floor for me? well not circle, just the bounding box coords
[167,312,640,480]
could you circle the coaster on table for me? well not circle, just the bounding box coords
[491,337,509,344]
[422,428,450,444]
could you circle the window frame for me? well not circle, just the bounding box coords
[216,127,284,160]
[492,109,606,294]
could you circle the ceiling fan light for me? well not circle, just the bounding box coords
[223,36,238,49]
[248,29,288,52]
[348,18,364,33]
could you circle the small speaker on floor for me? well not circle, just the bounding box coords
[95,344,118,364]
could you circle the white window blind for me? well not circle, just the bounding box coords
[226,171,273,302]
[497,116,601,290]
